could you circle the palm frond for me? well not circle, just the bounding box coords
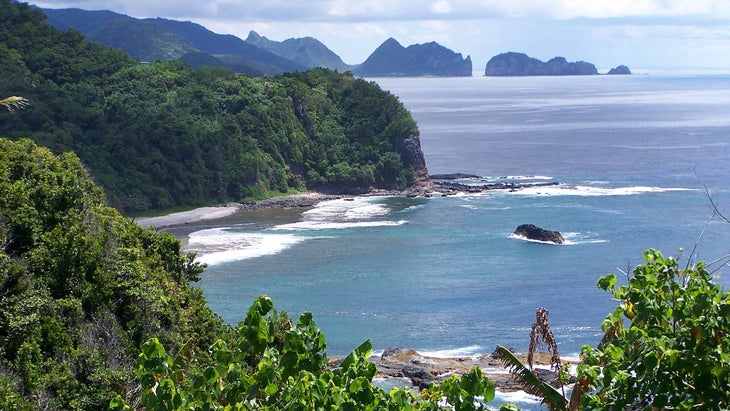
[494,345,567,411]
[0,96,30,112]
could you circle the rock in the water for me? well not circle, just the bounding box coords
[607,65,632,75]
[513,224,564,244]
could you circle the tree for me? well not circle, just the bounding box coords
[0,138,223,409]
[577,249,730,410]
[112,295,505,411]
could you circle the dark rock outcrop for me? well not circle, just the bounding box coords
[485,52,598,76]
[513,224,564,244]
[607,65,632,75]
[362,347,576,391]
[396,135,431,188]
[354,38,472,77]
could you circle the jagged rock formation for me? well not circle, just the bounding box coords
[608,65,632,75]
[354,38,472,77]
[485,52,598,76]
[513,224,565,244]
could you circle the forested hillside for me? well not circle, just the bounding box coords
[0,138,225,409]
[1,1,425,214]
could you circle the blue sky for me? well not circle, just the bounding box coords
[31,0,730,71]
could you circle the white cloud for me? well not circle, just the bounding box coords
[431,1,453,15]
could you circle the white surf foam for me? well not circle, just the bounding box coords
[187,228,307,265]
[416,345,485,358]
[498,175,554,181]
[302,197,391,221]
[272,219,407,231]
[270,197,407,231]
[509,233,571,246]
[509,231,607,246]
[494,389,542,405]
[507,184,693,197]
[562,232,608,245]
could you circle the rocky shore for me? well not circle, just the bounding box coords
[135,176,564,228]
[330,347,573,393]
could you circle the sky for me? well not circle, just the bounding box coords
[30,0,730,72]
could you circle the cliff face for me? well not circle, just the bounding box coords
[354,38,472,77]
[485,52,598,76]
[397,134,431,188]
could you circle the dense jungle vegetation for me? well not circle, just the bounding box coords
[0,0,420,214]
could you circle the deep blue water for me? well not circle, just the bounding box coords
[180,73,730,407]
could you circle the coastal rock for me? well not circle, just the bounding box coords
[607,65,632,75]
[513,224,564,244]
[485,52,598,76]
[367,347,576,391]
[396,135,432,188]
[354,37,472,77]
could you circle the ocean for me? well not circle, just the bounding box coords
[175,72,730,408]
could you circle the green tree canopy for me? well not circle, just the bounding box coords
[0,138,223,410]
[0,0,422,213]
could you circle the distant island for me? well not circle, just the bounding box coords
[354,38,472,77]
[485,52,630,76]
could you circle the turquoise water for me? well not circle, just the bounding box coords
[181,73,730,408]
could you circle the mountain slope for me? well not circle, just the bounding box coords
[354,37,472,77]
[149,18,307,72]
[246,30,352,71]
[42,7,305,73]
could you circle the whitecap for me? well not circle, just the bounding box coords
[498,175,554,181]
[187,228,307,265]
[494,389,542,405]
[272,219,407,231]
[562,231,608,245]
[302,197,391,221]
[507,184,693,197]
[416,345,485,358]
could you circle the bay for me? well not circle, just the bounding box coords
[179,73,730,407]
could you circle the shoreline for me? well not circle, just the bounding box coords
[337,347,576,395]
[134,188,577,398]
[133,192,345,229]
[133,177,561,229]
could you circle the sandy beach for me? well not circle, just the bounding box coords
[134,205,241,229]
[133,192,344,229]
